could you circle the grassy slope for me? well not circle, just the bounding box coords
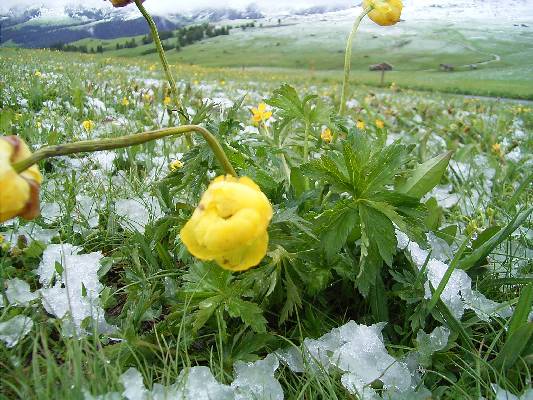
[69,15,533,99]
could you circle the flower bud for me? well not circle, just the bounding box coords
[180,175,273,271]
[0,136,42,223]
[363,0,403,26]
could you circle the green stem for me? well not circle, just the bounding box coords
[12,125,237,177]
[303,121,310,163]
[134,0,194,148]
[339,7,371,115]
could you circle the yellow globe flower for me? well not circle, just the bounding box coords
[180,175,273,271]
[375,119,385,129]
[356,120,366,130]
[163,96,172,106]
[321,128,333,143]
[363,0,403,26]
[0,136,43,223]
[122,97,130,107]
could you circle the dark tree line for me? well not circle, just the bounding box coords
[49,23,232,55]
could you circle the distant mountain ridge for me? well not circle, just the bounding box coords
[0,5,267,48]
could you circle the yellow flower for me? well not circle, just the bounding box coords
[169,159,184,171]
[82,120,95,132]
[356,120,366,130]
[122,97,130,107]
[34,71,42,77]
[491,143,503,157]
[163,96,172,106]
[321,128,333,143]
[143,93,153,103]
[180,175,273,271]
[375,119,385,129]
[0,136,43,223]
[363,0,403,26]
[251,103,273,124]
[149,64,157,72]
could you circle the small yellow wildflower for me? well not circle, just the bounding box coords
[180,175,273,271]
[321,128,333,143]
[491,143,503,158]
[0,136,42,223]
[36,121,42,130]
[34,71,42,77]
[149,64,157,71]
[163,96,172,106]
[14,113,23,121]
[356,120,366,130]
[169,159,184,171]
[122,97,130,107]
[193,80,200,85]
[82,120,95,132]
[143,93,153,103]
[363,0,403,26]
[251,103,273,124]
[375,119,385,129]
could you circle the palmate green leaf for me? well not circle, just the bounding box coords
[318,199,359,259]
[363,141,410,197]
[266,84,316,122]
[303,156,352,193]
[226,298,267,333]
[280,268,302,324]
[359,202,397,267]
[399,151,453,199]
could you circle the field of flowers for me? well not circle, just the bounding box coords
[0,2,532,398]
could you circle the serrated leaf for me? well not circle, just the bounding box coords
[359,202,397,267]
[303,155,352,193]
[319,200,359,259]
[399,151,453,199]
[226,298,267,333]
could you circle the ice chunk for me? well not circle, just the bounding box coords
[332,322,412,393]
[177,366,234,400]
[41,202,61,222]
[3,224,59,247]
[424,185,460,209]
[37,244,82,287]
[120,368,149,400]
[416,326,450,366]
[274,346,304,373]
[115,197,162,234]
[232,354,283,400]
[0,315,33,347]
[5,278,39,306]
[38,244,115,336]
[75,195,100,229]
[462,289,513,322]
[426,232,454,262]
[492,384,533,400]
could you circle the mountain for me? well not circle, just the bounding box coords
[1,0,532,48]
[0,5,265,48]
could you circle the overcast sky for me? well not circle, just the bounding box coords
[0,0,355,13]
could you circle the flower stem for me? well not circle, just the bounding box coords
[303,121,310,163]
[12,125,237,177]
[339,7,371,115]
[134,0,194,147]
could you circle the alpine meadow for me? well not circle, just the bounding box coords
[0,0,532,399]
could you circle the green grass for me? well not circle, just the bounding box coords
[67,16,533,100]
[0,47,532,399]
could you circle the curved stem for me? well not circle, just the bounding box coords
[135,0,194,147]
[135,0,179,104]
[12,125,237,177]
[339,7,371,115]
